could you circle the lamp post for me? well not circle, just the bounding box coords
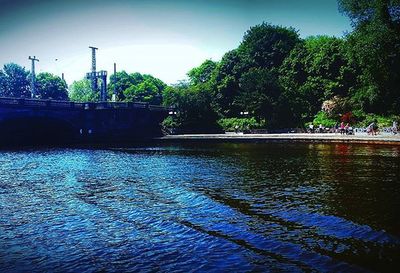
[239,111,249,133]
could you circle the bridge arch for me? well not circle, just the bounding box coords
[0,116,77,146]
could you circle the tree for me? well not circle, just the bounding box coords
[36,72,68,100]
[238,22,301,70]
[236,68,280,123]
[69,79,99,102]
[142,74,166,93]
[278,45,310,126]
[278,36,358,124]
[339,0,400,114]
[0,71,7,95]
[187,59,217,85]
[108,71,138,101]
[161,82,219,133]
[345,22,400,113]
[0,63,30,98]
[213,49,244,117]
[213,23,301,119]
[338,0,400,27]
[124,79,162,105]
[109,71,166,104]
[123,75,165,105]
[304,36,357,99]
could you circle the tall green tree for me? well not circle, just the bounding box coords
[187,59,217,85]
[0,63,30,98]
[69,79,98,102]
[238,22,301,70]
[213,49,244,117]
[279,36,358,123]
[213,23,301,119]
[339,0,400,114]
[304,36,357,99]
[123,74,165,105]
[124,77,163,105]
[338,0,400,27]
[162,81,219,132]
[36,72,68,100]
[278,45,310,126]
[109,71,166,104]
[346,23,400,113]
[236,67,281,126]
[108,71,138,101]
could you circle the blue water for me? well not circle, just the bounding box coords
[0,143,399,272]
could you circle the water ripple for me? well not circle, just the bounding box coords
[0,143,399,272]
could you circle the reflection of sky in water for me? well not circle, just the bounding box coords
[0,143,399,272]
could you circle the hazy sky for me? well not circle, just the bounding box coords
[0,0,351,85]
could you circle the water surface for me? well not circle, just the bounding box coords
[0,143,399,272]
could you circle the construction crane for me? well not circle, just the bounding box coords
[88,46,98,92]
[86,46,107,101]
[28,56,39,98]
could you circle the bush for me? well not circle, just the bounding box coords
[321,96,351,118]
[217,117,266,131]
[161,116,179,133]
[356,114,400,128]
[312,111,337,127]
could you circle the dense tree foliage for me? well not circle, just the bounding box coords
[162,81,220,133]
[108,72,165,104]
[163,1,400,132]
[0,63,30,98]
[187,60,217,85]
[69,79,98,102]
[164,23,304,130]
[108,71,142,101]
[279,36,358,124]
[338,0,400,26]
[238,23,301,70]
[36,72,68,100]
[123,74,165,105]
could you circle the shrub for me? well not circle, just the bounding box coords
[217,117,266,131]
[161,116,180,133]
[357,114,400,128]
[321,96,351,118]
[312,111,337,127]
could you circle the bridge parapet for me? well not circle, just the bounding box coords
[0,97,173,112]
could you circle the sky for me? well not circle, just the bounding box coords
[0,0,352,85]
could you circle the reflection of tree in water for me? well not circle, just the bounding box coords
[303,143,400,269]
[276,143,400,271]
[189,142,400,272]
[305,143,400,231]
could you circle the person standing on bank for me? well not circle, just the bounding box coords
[392,121,398,135]
[340,121,345,135]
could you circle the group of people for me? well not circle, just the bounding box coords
[308,120,399,136]
[336,122,353,135]
[366,122,379,135]
[366,120,398,135]
[308,122,353,134]
[308,124,327,133]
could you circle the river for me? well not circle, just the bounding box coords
[0,143,399,272]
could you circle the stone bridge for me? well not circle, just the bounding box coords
[0,97,171,145]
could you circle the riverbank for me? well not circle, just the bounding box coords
[160,132,400,145]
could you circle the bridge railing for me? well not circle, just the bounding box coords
[0,97,173,112]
